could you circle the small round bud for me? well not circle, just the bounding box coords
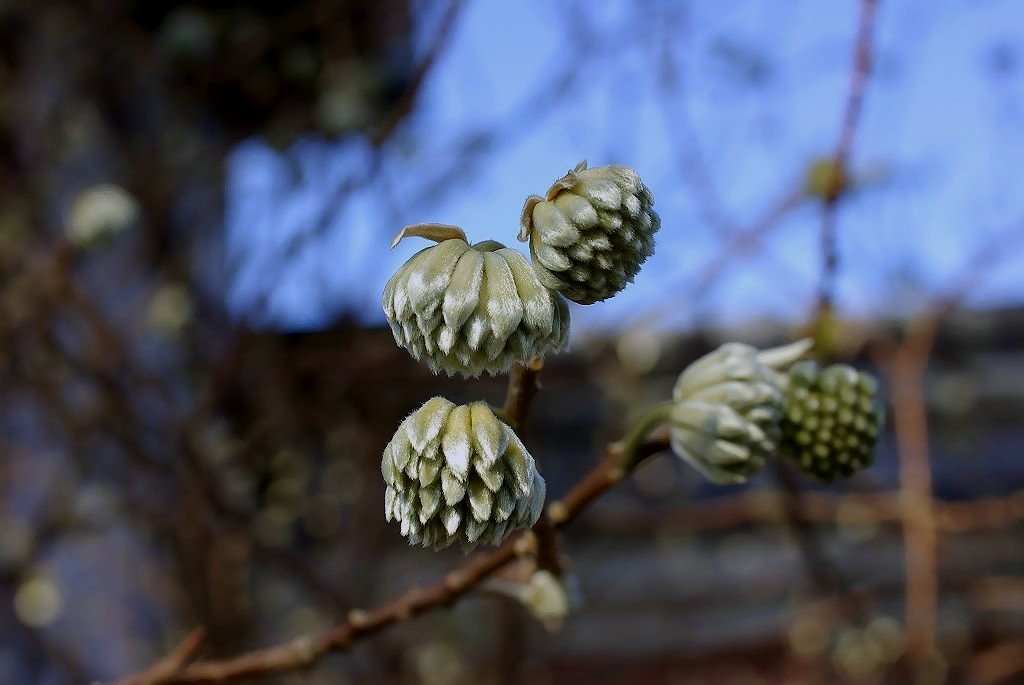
[382,398,546,550]
[519,161,660,304]
[670,339,813,484]
[66,184,139,248]
[383,225,570,377]
[780,361,884,482]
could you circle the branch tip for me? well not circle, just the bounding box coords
[347,609,370,629]
[547,502,569,525]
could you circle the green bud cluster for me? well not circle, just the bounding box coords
[780,361,884,482]
[381,162,662,553]
[670,339,812,484]
[382,397,546,550]
[519,161,660,304]
[383,226,570,377]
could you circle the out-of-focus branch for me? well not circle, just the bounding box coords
[873,215,1024,672]
[116,629,207,685]
[970,640,1024,685]
[20,242,357,612]
[245,0,467,321]
[771,461,854,612]
[629,188,804,330]
[370,0,467,145]
[501,357,562,578]
[781,0,882,625]
[888,326,936,667]
[814,0,880,326]
[576,488,1024,536]
[109,431,672,685]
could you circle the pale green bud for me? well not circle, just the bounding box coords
[66,184,139,248]
[519,161,661,304]
[780,361,884,482]
[383,224,570,377]
[382,397,546,550]
[485,569,578,629]
[670,339,813,484]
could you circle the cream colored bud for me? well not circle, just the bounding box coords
[670,339,813,484]
[383,398,546,550]
[484,570,580,630]
[519,161,660,304]
[66,184,139,247]
[383,225,570,377]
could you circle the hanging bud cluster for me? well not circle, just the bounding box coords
[519,161,660,304]
[383,224,570,377]
[779,361,884,482]
[381,162,661,555]
[669,339,813,484]
[382,397,546,550]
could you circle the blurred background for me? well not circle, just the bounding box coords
[2,0,1023,683]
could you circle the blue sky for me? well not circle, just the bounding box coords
[226,0,1024,334]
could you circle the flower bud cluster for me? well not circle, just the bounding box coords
[780,361,884,482]
[382,397,545,550]
[381,163,662,552]
[669,339,812,484]
[384,228,570,377]
[668,339,883,485]
[519,161,660,304]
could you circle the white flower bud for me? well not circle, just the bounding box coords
[486,569,576,630]
[671,339,813,484]
[66,184,139,248]
[519,161,660,304]
[383,225,570,377]
[383,397,546,550]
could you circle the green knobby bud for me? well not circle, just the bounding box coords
[382,397,546,550]
[780,361,884,482]
[383,224,571,377]
[518,161,661,305]
[670,339,813,484]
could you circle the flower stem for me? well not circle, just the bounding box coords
[619,401,674,470]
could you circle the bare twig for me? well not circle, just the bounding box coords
[814,0,880,327]
[874,215,1024,671]
[109,432,672,684]
[771,461,854,607]
[501,358,544,432]
[501,357,564,578]
[112,630,207,685]
[971,640,1024,685]
[888,328,937,667]
[628,188,804,330]
[577,488,1024,536]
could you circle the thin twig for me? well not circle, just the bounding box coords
[628,188,804,331]
[814,0,880,331]
[111,629,207,685]
[501,358,544,431]
[888,331,937,666]
[873,216,1024,670]
[576,488,1024,536]
[109,433,672,684]
[970,640,1024,685]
